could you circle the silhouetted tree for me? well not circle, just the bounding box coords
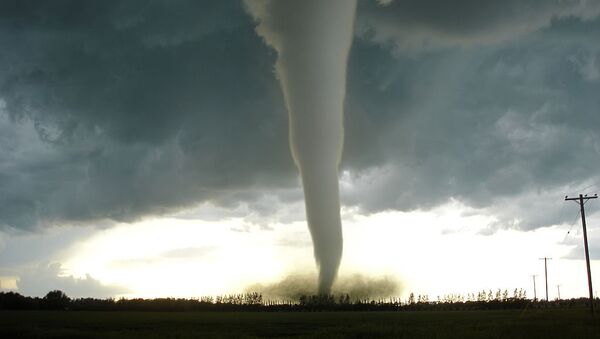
[43,290,70,310]
[0,292,37,310]
[408,293,415,305]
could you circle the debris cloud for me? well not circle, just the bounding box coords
[247,272,402,301]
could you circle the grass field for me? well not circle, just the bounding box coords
[1,309,599,338]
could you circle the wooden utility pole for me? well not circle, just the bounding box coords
[565,193,597,315]
[557,284,561,300]
[539,257,552,302]
[532,275,538,301]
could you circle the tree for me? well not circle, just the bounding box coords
[518,289,526,300]
[0,292,34,310]
[408,293,415,305]
[43,290,70,310]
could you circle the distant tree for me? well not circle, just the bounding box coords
[200,296,213,304]
[502,289,509,301]
[518,289,526,300]
[0,292,36,310]
[244,292,262,305]
[495,289,501,301]
[335,294,351,305]
[43,290,70,310]
[408,293,415,305]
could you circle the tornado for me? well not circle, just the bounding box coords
[245,0,356,294]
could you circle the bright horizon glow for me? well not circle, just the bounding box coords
[46,200,600,301]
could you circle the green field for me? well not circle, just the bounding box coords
[1,309,599,338]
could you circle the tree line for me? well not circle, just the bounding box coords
[0,290,596,312]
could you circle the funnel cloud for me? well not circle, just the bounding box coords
[245,0,357,294]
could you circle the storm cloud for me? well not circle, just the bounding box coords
[0,0,599,233]
[0,0,294,230]
[357,0,600,52]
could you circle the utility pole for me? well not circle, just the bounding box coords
[565,193,597,315]
[532,275,538,301]
[557,284,561,300]
[539,257,552,302]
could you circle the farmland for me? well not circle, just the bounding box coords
[1,309,599,338]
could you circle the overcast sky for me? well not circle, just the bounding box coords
[1,0,600,299]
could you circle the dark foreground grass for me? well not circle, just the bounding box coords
[1,309,599,338]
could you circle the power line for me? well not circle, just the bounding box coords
[563,196,593,241]
[565,193,597,316]
[577,182,600,194]
[563,209,582,242]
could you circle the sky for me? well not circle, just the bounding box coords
[1,0,600,301]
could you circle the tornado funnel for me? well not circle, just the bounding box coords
[246,0,356,294]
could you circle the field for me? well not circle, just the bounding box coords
[1,309,599,338]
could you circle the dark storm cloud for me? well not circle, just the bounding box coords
[357,0,600,52]
[342,12,600,229]
[1,0,599,232]
[0,0,295,230]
